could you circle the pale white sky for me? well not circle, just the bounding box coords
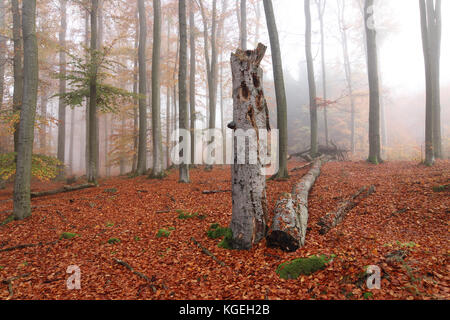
[268,0,450,95]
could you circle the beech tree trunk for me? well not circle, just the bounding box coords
[240,0,247,50]
[229,44,270,250]
[262,0,288,179]
[267,158,325,252]
[305,0,318,157]
[87,0,99,183]
[11,0,23,153]
[136,0,148,176]
[0,0,5,147]
[57,0,67,179]
[132,8,139,173]
[365,0,382,164]
[316,0,328,147]
[179,0,190,183]
[189,0,196,165]
[13,0,38,220]
[150,0,163,178]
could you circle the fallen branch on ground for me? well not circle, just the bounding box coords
[2,273,31,300]
[190,237,226,267]
[267,157,326,252]
[290,162,313,172]
[30,183,96,199]
[202,190,231,195]
[0,241,58,253]
[317,185,376,235]
[112,258,157,293]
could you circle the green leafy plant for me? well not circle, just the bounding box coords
[0,153,63,181]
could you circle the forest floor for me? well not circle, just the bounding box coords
[0,160,448,300]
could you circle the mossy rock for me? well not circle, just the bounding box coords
[107,238,121,245]
[276,255,334,279]
[60,232,79,240]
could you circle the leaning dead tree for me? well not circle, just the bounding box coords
[229,43,271,250]
[267,157,326,252]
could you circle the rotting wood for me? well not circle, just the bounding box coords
[317,185,376,234]
[267,157,326,252]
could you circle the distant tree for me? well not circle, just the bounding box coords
[240,0,247,50]
[150,0,164,178]
[189,0,196,165]
[11,0,23,153]
[179,0,190,183]
[364,0,382,164]
[13,0,38,220]
[262,0,288,179]
[304,0,318,157]
[57,0,67,179]
[136,0,148,176]
[316,0,328,147]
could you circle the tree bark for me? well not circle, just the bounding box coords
[262,0,288,179]
[39,95,48,153]
[0,0,5,148]
[305,0,318,157]
[316,0,328,147]
[57,0,67,179]
[229,44,270,250]
[11,0,23,153]
[240,0,247,50]
[179,0,190,183]
[338,0,356,154]
[150,0,164,178]
[189,0,196,165]
[132,8,139,173]
[365,0,382,164]
[87,0,99,183]
[13,0,38,220]
[267,158,325,252]
[136,0,148,176]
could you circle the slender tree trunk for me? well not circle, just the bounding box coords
[11,0,23,153]
[57,0,67,179]
[87,0,99,183]
[0,0,5,130]
[39,95,48,153]
[150,0,164,178]
[69,106,75,175]
[365,0,382,164]
[132,9,139,173]
[254,0,261,46]
[419,0,435,165]
[305,0,318,157]
[97,0,103,176]
[263,0,288,179]
[13,0,38,220]
[189,0,196,165]
[338,0,356,154]
[317,0,328,147]
[179,0,190,183]
[230,44,269,250]
[85,8,90,176]
[166,18,172,169]
[240,0,247,50]
[136,0,148,176]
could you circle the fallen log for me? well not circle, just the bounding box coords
[317,185,376,235]
[290,162,313,173]
[30,183,96,199]
[266,158,326,252]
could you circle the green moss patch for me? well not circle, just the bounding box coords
[276,255,334,279]
[60,232,79,240]
[107,238,121,245]
[433,184,449,193]
[207,223,234,250]
[156,229,172,238]
[0,214,14,227]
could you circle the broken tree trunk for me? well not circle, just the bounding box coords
[229,43,271,250]
[267,157,325,252]
[30,183,96,198]
[317,185,376,234]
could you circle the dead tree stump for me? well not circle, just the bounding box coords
[267,158,325,252]
[229,43,271,250]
